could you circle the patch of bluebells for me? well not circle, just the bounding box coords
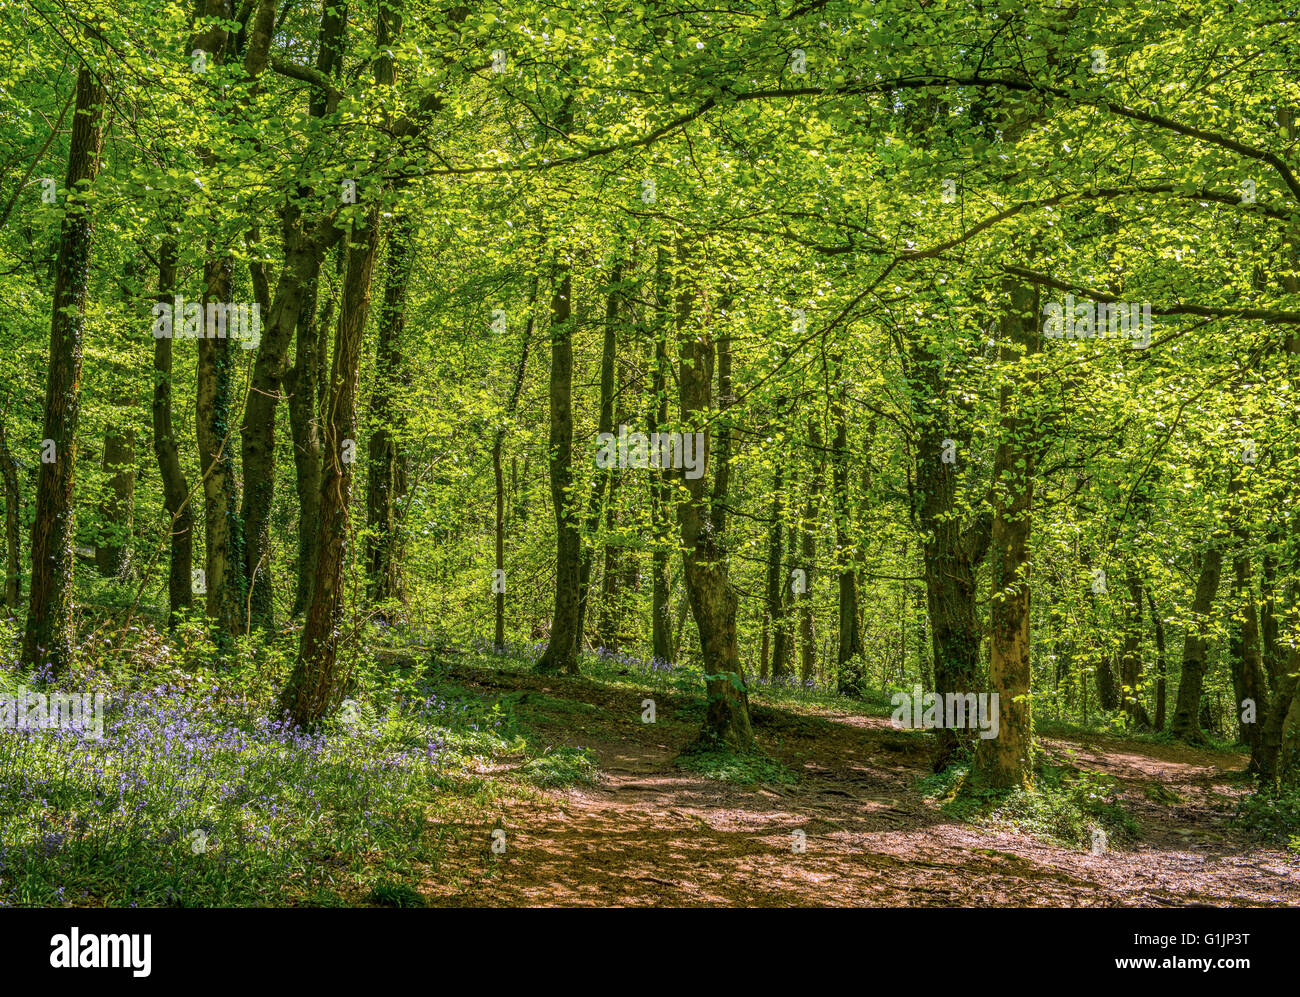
[472,637,546,663]
[751,673,824,692]
[589,647,677,675]
[0,662,489,906]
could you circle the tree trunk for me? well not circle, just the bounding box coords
[764,455,792,682]
[285,265,325,617]
[492,279,536,650]
[279,1,397,724]
[1170,547,1224,743]
[365,216,414,612]
[1147,588,1167,731]
[1092,586,1120,711]
[674,255,752,752]
[1120,567,1152,727]
[0,412,21,612]
[240,220,335,630]
[150,240,193,624]
[283,1,346,618]
[195,258,247,638]
[649,246,675,665]
[95,403,135,580]
[1227,468,1269,768]
[1277,685,1300,788]
[21,64,104,674]
[798,418,823,686]
[534,269,582,675]
[575,259,622,648]
[1260,542,1282,693]
[831,384,864,694]
[973,277,1039,790]
[279,204,382,723]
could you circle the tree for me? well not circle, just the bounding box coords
[22,62,104,675]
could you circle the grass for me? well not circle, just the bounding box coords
[366,878,427,908]
[1233,788,1300,850]
[675,742,796,785]
[921,761,1138,851]
[517,746,600,788]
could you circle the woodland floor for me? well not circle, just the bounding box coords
[413,662,1300,907]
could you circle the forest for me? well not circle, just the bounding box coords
[0,0,1298,916]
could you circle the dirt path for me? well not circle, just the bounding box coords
[423,668,1300,907]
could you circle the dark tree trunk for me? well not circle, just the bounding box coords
[575,259,622,648]
[798,418,823,686]
[831,384,863,694]
[365,216,414,612]
[94,428,134,579]
[283,1,347,618]
[0,413,22,612]
[196,258,247,638]
[1092,586,1121,711]
[1147,588,1167,731]
[286,265,325,617]
[1260,541,1282,693]
[1227,468,1270,768]
[1170,547,1224,743]
[492,279,536,650]
[649,246,675,665]
[764,456,792,682]
[279,1,397,724]
[96,266,137,586]
[1120,567,1152,727]
[21,64,104,674]
[151,240,193,624]
[534,269,582,675]
[240,219,335,630]
[279,204,382,724]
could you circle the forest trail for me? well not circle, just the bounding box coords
[422,664,1300,907]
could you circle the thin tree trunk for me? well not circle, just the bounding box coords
[365,216,414,612]
[575,259,622,648]
[492,278,536,650]
[831,381,863,694]
[1120,567,1152,727]
[0,412,22,612]
[21,64,104,674]
[798,417,823,686]
[151,240,193,624]
[1147,588,1167,731]
[765,455,792,682]
[649,246,674,664]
